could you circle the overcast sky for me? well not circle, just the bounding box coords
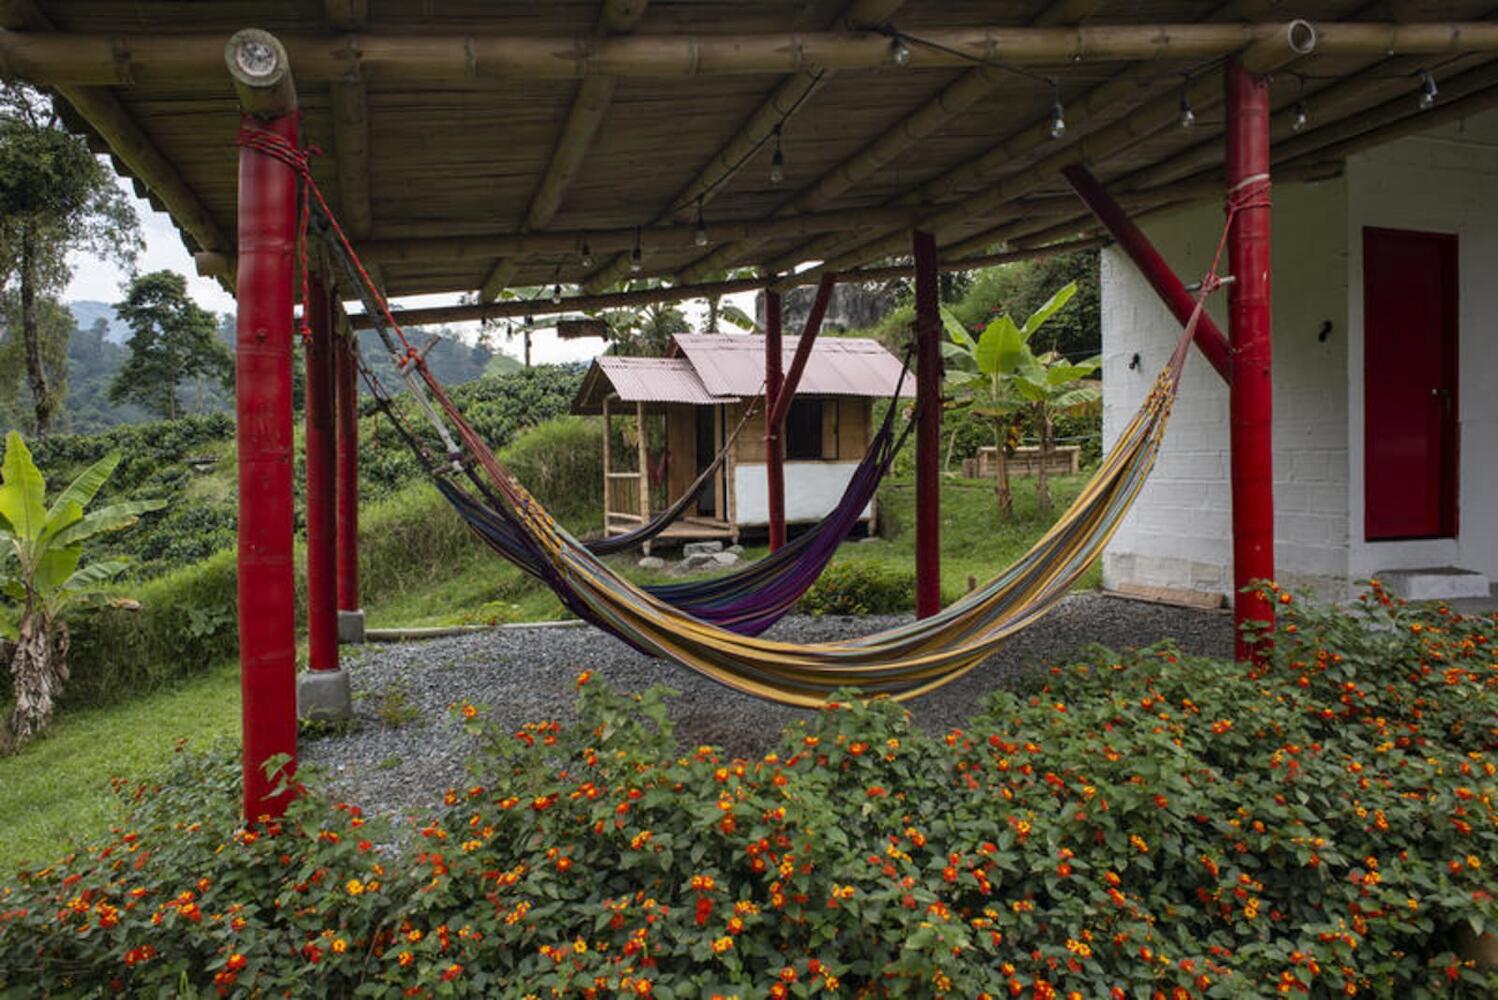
[63,177,756,366]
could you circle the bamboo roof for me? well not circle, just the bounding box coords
[5,1,1498,309]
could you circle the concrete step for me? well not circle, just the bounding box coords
[1376,566,1491,601]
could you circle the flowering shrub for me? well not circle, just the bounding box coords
[1,584,1494,997]
[799,560,915,617]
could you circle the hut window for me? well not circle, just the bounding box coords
[785,399,825,460]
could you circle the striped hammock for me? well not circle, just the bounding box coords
[408,319,1195,707]
[305,157,1213,707]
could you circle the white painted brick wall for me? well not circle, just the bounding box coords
[1103,108,1498,599]
[1102,178,1351,602]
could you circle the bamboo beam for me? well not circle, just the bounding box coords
[346,236,1105,329]
[322,1,383,293]
[0,2,228,255]
[479,0,650,302]
[674,0,1112,284]
[580,0,905,293]
[193,202,926,277]
[2,22,1406,85]
[226,29,297,116]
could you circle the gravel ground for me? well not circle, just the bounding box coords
[301,593,1231,817]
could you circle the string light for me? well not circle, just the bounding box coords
[630,227,643,273]
[579,233,593,269]
[1419,69,1438,109]
[1178,86,1196,129]
[551,284,562,304]
[769,124,785,184]
[1048,83,1066,139]
[890,36,911,67]
[694,197,709,247]
[1291,98,1309,132]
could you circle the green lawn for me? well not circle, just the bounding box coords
[0,466,1093,874]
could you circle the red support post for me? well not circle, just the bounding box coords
[764,289,786,551]
[235,109,300,821]
[912,230,942,619]
[335,314,361,615]
[768,274,836,429]
[304,274,338,672]
[1061,165,1233,382]
[1225,57,1276,660]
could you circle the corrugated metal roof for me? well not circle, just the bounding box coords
[672,334,915,399]
[578,356,736,410]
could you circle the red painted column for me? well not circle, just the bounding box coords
[913,230,942,618]
[335,315,361,613]
[764,289,786,551]
[303,274,338,672]
[235,110,300,820]
[1225,58,1276,660]
[1061,165,1232,383]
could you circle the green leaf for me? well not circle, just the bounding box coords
[0,601,14,641]
[51,498,167,548]
[975,315,1023,375]
[1020,281,1078,337]
[940,306,975,350]
[62,560,130,592]
[47,450,121,522]
[0,431,47,543]
[34,543,83,593]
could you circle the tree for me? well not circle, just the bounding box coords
[110,271,232,420]
[943,282,1096,519]
[0,431,163,748]
[0,84,140,435]
[595,279,693,356]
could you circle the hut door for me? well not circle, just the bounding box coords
[694,406,717,517]
[1363,227,1459,541]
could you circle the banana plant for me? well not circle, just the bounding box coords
[0,431,164,748]
[943,281,1097,518]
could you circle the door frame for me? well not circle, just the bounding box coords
[1361,225,1460,542]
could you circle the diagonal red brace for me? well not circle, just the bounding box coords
[767,273,836,429]
[1062,165,1232,382]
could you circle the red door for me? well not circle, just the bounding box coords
[1363,227,1459,541]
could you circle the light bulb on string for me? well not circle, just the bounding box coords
[1291,99,1309,132]
[579,234,593,269]
[890,36,911,67]
[630,227,643,273]
[694,197,709,247]
[1178,90,1196,129]
[551,284,562,304]
[1048,97,1066,140]
[769,125,785,184]
[1419,69,1438,110]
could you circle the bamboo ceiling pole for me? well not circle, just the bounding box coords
[25,22,1477,85]
[480,0,650,302]
[580,0,905,293]
[323,1,383,293]
[673,0,1113,284]
[345,236,1106,329]
[190,202,927,278]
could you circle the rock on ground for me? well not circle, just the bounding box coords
[301,594,1231,818]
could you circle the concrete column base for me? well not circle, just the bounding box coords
[298,668,353,721]
[337,608,366,644]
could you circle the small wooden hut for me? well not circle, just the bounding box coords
[573,334,912,547]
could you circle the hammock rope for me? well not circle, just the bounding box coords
[240,118,1258,706]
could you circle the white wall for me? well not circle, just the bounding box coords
[1102,108,1498,599]
[1344,111,1498,581]
[733,462,872,527]
[1101,177,1351,600]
